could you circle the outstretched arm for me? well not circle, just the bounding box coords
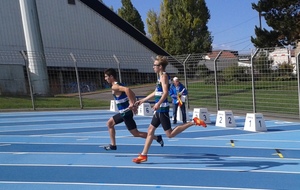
[135,91,155,106]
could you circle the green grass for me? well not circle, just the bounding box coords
[0,96,109,110]
[0,81,299,117]
[187,80,299,116]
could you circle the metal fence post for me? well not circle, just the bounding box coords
[297,51,300,119]
[70,53,83,109]
[182,54,191,108]
[251,48,260,113]
[214,51,222,111]
[113,55,122,83]
[20,50,35,110]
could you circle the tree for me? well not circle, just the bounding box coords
[251,0,300,48]
[147,9,165,47]
[118,0,146,35]
[251,27,282,48]
[146,0,212,55]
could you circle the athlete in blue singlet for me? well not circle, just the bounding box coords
[132,56,207,163]
[103,68,164,150]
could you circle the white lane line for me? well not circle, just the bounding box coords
[0,163,299,175]
[0,144,11,146]
[0,181,272,190]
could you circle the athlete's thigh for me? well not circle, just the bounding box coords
[160,112,172,131]
[151,112,161,128]
[112,113,124,125]
[123,111,137,130]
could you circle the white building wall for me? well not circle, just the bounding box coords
[268,48,296,73]
[269,48,289,65]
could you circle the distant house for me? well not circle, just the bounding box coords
[237,48,297,74]
[269,48,296,73]
[199,50,239,71]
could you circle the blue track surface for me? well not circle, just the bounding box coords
[0,110,300,190]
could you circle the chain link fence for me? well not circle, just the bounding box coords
[0,48,299,119]
[171,48,299,119]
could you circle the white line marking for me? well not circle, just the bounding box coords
[0,144,11,147]
[76,138,89,141]
[0,181,272,190]
[0,158,299,174]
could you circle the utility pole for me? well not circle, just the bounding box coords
[259,12,266,29]
[259,12,262,29]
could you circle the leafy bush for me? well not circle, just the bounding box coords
[222,65,251,82]
[204,74,226,84]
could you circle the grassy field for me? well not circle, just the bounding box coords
[187,80,299,116]
[0,96,109,110]
[0,81,299,117]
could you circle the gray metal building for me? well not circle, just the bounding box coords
[0,0,178,95]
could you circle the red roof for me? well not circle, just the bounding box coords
[205,50,238,60]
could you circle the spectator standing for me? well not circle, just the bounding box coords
[169,77,188,124]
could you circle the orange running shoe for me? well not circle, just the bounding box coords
[193,117,207,128]
[132,154,147,163]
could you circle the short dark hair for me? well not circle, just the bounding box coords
[104,68,117,79]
